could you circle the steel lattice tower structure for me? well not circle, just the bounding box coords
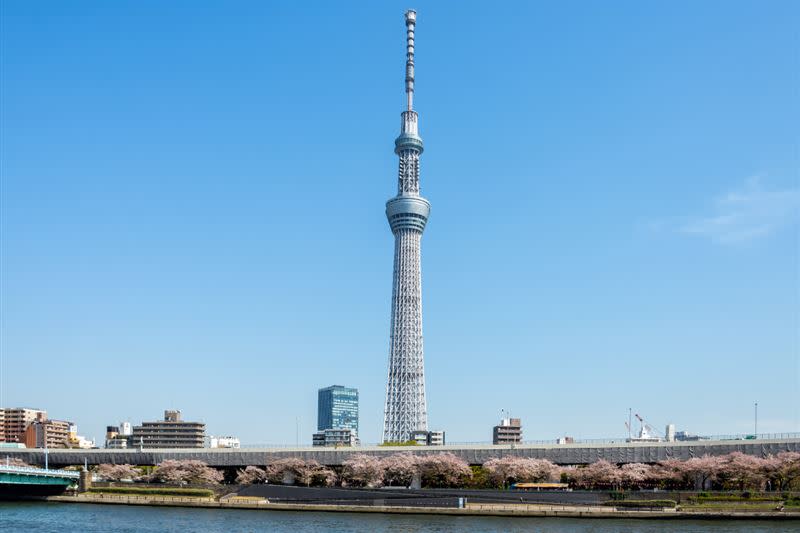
[382,10,430,443]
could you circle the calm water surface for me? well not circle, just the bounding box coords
[0,502,795,532]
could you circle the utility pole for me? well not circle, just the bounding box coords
[754,401,758,438]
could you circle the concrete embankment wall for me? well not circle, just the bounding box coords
[45,494,800,520]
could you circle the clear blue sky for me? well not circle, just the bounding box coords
[1,1,798,445]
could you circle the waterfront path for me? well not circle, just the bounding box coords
[45,494,800,520]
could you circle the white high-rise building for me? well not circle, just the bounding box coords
[382,10,431,443]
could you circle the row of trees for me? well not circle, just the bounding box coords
[88,451,800,491]
[236,453,473,488]
[94,460,223,485]
[563,452,800,491]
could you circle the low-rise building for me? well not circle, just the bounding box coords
[312,428,358,447]
[24,419,71,448]
[131,410,205,449]
[0,407,47,443]
[493,418,522,445]
[427,430,445,446]
[410,430,445,446]
[105,421,134,448]
[411,430,429,446]
[67,424,95,449]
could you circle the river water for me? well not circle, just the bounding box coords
[0,502,793,532]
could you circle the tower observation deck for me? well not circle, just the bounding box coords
[382,10,430,443]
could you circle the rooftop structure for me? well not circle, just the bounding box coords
[383,9,431,444]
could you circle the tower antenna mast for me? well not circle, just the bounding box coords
[405,10,416,111]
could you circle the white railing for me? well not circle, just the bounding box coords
[241,432,800,449]
[0,464,80,478]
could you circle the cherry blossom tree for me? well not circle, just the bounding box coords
[417,453,472,488]
[566,460,621,490]
[235,466,268,485]
[94,464,141,482]
[265,458,303,485]
[380,453,419,487]
[149,460,223,485]
[682,455,724,490]
[618,463,651,489]
[772,452,800,491]
[341,454,385,488]
[482,457,558,487]
[265,458,337,487]
[308,465,337,487]
[652,458,693,490]
[716,452,766,491]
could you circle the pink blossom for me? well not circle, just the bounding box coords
[341,454,385,488]
[482,456,558,487]
[380,453,419,487]
[94,464,141,482]
[265,458,337,487]
[417,453,472,488]
[150,460,223,485]
[235,466,268,485]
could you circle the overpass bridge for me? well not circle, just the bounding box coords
[4,437,799,468]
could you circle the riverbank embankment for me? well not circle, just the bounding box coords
[44,494,800,520]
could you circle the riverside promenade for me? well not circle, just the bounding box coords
[45,493,800,520]
[7,435,800,468]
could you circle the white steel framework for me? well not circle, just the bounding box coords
[382,10,430,443]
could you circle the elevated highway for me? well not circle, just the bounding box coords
[4,437,799,468]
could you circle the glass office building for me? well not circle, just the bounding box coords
[317,385,359,435]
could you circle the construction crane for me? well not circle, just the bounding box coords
[625,412,663,442]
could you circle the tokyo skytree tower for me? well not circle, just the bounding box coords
[382,10,430,443]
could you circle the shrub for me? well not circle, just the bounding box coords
[690,493,782,503]
[604,499,677,508]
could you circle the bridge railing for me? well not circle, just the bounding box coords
[0,465,80,478]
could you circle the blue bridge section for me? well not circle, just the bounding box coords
[0,465,79,498]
